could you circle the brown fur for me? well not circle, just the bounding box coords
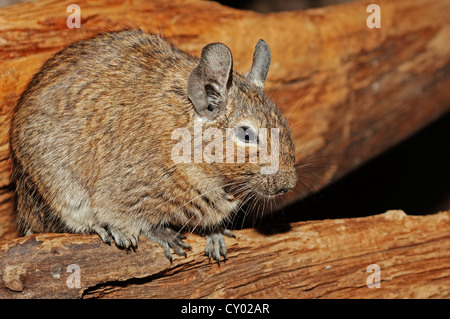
[10,30,297,260]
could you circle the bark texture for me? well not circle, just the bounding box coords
[1,210,449,298]
[0,0,449,298]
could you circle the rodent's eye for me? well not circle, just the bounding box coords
[236,126,258,144]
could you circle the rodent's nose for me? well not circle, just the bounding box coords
[263,171,297,196]
[274,171,297,195]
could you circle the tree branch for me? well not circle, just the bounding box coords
[1,210,449,298]
[0,0,449,299]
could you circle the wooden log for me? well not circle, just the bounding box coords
[0,0,449,299]
[0,0,449,239]
[1,210,449,299]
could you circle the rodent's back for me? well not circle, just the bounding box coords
[10,31,200,233]
[13,31,195,176]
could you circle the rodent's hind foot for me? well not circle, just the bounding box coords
[204,229,235,263]
[145,227,192,262]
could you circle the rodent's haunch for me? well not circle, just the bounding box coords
[10,30,297,261]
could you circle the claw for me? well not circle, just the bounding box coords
[204,229,234,262]
[94,226,111,245]
[223,229,236,239]
[94,225,138,250]
[145,227,191,262]
[160,240,173,262]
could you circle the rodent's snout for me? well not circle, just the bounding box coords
[259,170,298,197]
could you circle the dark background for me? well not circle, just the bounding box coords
[281,111,450,222]
[213,0,355,13]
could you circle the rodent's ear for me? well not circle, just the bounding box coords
[187,43,233,121]
[247,39,271,89]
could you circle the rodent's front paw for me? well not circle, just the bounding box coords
[145,227,192,262]
[94,225,138,250]
[204,229,235,262]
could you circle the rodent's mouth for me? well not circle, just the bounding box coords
[223,178,295,201]
[256,192,282,199]
[260,193,277,199]
[255,186,294,198]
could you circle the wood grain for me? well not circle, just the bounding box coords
[0,0,449,299]
[1,210,449,298]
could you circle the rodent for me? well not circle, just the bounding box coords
[10,30,297,262]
